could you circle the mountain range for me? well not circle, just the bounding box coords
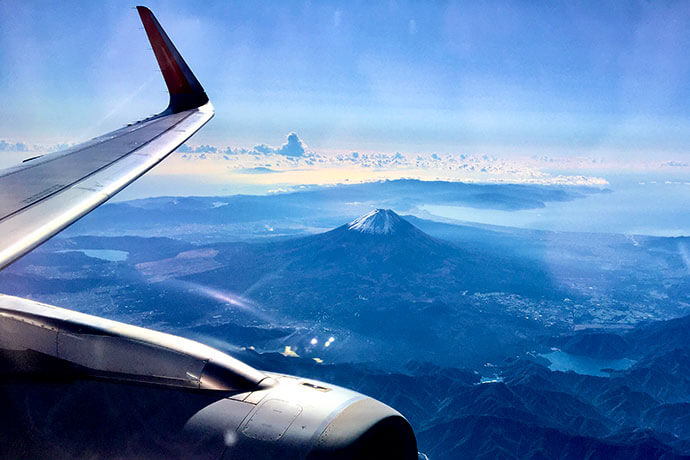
[2,204,690,458]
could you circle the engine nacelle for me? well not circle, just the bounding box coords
[188,373,417,459]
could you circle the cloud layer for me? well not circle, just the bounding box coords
[7,131,690,190]
[169,133,612,187]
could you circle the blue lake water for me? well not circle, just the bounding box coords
[59,249,129,262]
[540,350,636,377]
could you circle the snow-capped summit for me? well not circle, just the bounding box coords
[347,209,405,235]
[298,209,452,271]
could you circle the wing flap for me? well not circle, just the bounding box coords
[0,294,269,391]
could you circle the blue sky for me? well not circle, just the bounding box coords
[2,0,690,191]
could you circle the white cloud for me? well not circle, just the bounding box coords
[277,132,306,157]
[0,140,29,152]
[252,144,274,155]
[662,160,689,167]
[177,144,216,154]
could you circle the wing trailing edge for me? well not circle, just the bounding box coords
[0,294,270,391]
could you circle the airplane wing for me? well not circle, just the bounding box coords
[0,6,213,270]
[0,4,272,396]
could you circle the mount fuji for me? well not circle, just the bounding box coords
[294,209,453,272]
[171,209,560,366]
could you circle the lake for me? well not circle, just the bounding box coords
[540,350,636,377]
[58,249,129,262]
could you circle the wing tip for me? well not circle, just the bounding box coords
[137,6,209,114]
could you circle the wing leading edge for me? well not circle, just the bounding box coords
[0,6,213,270]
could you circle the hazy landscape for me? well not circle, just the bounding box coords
[3,179,690,459]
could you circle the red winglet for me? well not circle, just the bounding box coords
[137,6,209,114]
